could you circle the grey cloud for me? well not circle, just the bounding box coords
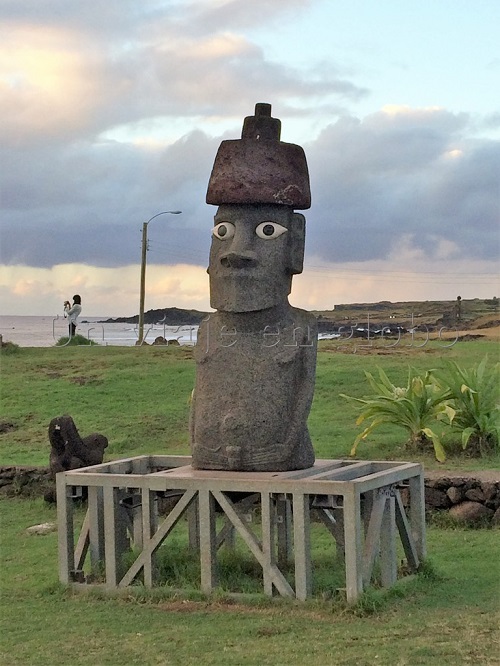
[305,111,500,263]
[1,3,497,274]
[3,110,498,271]
[0,1,367,148]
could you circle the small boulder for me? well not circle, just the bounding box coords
[465,487,485,502]
[446,486,464,504]
[492,507,500,527]
[425,487,450,509]
[26,522,57,535]
[448,501,494,525]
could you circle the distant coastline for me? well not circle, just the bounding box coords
[100,307,209,326]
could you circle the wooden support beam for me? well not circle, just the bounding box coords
[199,489,217,594]
[276,495,293,568]
[119,489,196,588]
[394,489,420,570]
[212,490,294,598]
[88,486,105,570]
[409,472,427,560]
[74,509,90,571]
[380,495,397,588]
[103,486,121,587]
[141,488,158,587]
[343,487,363,603]
[293,493,311,601]
[362,489,386,586]
[56,473,74,584]
[261,492,275,596]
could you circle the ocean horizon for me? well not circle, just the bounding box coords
[0,315,198,348]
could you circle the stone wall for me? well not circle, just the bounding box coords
[421,475,500,526]
[1,466,499,526]
[0,466,53,498]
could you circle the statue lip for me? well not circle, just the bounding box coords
[213,268,259,278]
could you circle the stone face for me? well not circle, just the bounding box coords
[208,204,306,313]
[190,103,317,472]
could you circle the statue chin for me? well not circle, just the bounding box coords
[209,277,289,313]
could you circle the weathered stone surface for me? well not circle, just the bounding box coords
[425,487,451,508]
[481,482,498,501]
[492,507,500,527]
[191,307,317,471]
[206,104,311,209]
[446,486,464,504]
[448,501,494,524]
[465,487,485,502]
[26,522,57,536]
[426,477,452,490]
[48,415,108,476]
[190,104,316,471]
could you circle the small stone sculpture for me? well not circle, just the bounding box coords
[190,103,317,471]
[48,414,108,475]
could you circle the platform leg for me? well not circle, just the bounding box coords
[380,494,397,587]
[103,486,126,588]
[56,473,74,584]
[199,490,217,594]
[343,488,363,603]
[142,488,158,587]
[409,473,426,560]
[293,493,311,600]
[88,486,105,572]
[188,495,200,552]
[261,492,275,596]
[276,495,293,568]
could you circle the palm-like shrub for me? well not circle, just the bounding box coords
[341,367,453,462]
[434,357,499,456]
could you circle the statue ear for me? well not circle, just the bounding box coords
[289,213,305,274]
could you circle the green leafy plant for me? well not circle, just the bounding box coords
[55,334,96,346]
[341,367,453,462]
[434,357,499,456]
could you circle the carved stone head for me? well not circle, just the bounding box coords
[206,103,311,313]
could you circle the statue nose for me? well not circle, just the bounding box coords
[220,251,257,269]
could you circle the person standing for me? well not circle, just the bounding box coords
[64,294,82,338]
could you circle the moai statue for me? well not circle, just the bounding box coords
[190,103,317,471]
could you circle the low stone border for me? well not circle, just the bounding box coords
[1,465,499,526]
[421,475,500,526]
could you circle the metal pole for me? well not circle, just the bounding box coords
[137,211,182,345]
[137,222,148,345]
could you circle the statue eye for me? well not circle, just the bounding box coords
[212,222,235,240]
[255,222,288,240]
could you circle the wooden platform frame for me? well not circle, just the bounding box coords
[57,456,426,603]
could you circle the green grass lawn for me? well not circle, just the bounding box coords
[0,339,498,469]
[0,340,499,664]
[0,498,498,665]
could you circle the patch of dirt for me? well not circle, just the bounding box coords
[69,376,101,385]
[441,325,500,341]
[0,421,17,434]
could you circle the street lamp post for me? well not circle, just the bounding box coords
[137,210,182,345]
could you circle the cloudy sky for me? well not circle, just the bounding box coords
[1,0,499,316]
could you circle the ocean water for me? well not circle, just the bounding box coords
[0,315,198,348]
